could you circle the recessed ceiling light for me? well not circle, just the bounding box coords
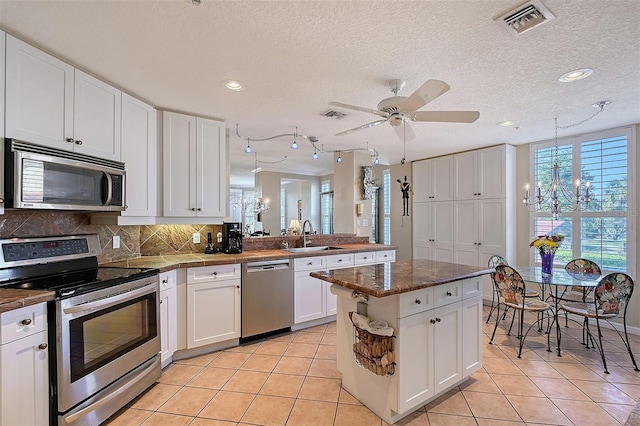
[222,80,245,91]
[497,120,516,127]
[558,68,593,83]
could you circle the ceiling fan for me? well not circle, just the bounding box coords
[329,79,480,141]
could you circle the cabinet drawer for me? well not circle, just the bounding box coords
[159,270,177,291]
[294,256,326,272]
[433,281,462,308]
[1,303,47,345]
[398,287,434,318]
[375,250,395,263]
[326,253,354,268]
[354,252,375,265]
[187,264,240,283]
[462,277,482,299]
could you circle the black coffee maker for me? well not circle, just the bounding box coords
[222,222,243,254]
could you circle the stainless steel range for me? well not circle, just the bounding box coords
[0,234,161,426]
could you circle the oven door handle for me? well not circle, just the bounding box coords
[63,284,155,316]
[62,357,158,424]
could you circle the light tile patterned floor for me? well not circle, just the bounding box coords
[106,307,640,425]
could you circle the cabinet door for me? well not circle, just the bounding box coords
[294,271,325,323]
[413,242,431,261]
[478,198,506,265]
[453,200,479,266]
[0,331,49,426]
[325,282,337,316]
[398,311,433,413]
[196,117,226,217]
[412,203,431,246]
[432,201,454,246]
[432,156,454,201]
[163,111,197,217]
[121,93,157,217]
[453,151,478,200]
[5,34,74,149]
[159,271,177,368]
[187,279,240,348]
[433,301,463,393]
[73,69,122,160]
[412,160,431,203]
[477,146,506,199]
[462,297,483,377]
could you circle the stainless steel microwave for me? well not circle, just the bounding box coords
[2,139,126,211]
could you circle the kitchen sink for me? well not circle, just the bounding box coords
[284,246,342,253]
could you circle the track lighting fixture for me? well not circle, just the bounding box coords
[291,126,299,149]
[336,151,343,163]
[373,156,379,165]
[245,138,252,154]
[313,150,319,160]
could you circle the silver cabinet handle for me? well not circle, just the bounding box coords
[415,299,421,304]
[162,279,168,284]
[66,138,74,143]
[21,319,32,326]
[446,291,452,296]
[75,140,83,145]
[38,343,48,350]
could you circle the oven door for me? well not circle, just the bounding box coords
[57,276,160,412]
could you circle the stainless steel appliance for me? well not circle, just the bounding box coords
[241,259,293,340]
[0,234,160,426]
[222,222,243,254]
[3,139,126,211]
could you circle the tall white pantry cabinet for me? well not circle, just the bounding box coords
[412,145,516,299]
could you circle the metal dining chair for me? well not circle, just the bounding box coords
[487,255,541,326]
[560,272,639,374]
[547,258,601,331]
[489,265,553,358]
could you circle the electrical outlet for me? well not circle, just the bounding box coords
[113,236,120,249]
[193,233,201,244]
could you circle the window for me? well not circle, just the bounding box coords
[530,127,634,273]
[280,187,286,232]
[321,180,334,234]
[383,170,391,245]
[371,189,378,243]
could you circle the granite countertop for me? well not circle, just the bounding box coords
[102,243,397,273]
[310,259,493,297]
[0,243,395,314]
[0,288,55,314]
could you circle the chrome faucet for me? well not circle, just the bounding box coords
[302,220,314,247]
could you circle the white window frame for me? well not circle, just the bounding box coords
[528,125,636,276]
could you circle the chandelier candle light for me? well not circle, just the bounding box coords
[522,101,609,219]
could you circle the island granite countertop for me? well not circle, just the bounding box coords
[310,259,493,297]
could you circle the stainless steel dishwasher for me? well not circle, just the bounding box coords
[241,259,294,339]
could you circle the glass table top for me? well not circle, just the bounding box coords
[516,266,602,287]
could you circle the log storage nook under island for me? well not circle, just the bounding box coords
[310,259,493,424]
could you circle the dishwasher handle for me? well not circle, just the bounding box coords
[247,264,290,272]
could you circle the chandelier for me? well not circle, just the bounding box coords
[254,198,269,214]
[523,101,609,219]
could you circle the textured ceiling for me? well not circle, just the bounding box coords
[1,0,639,187]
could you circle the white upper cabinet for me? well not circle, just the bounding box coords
[72,69,121,160]
[5,35,122,161]
[120,94,157,217]
[412,157,453,202]
[163,111,226,219]
[453,146,508,200]
[5,34,74,149]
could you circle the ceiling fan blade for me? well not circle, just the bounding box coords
[328,102,388,118]
[412,111,480,123]
[393,122,416,142]
[335,119,387,136]
[399,79,451,113]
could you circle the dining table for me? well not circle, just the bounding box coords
[516,266,602,356]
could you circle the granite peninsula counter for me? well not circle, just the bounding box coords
[311,259,492,424]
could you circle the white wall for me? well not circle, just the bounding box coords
[333,151,373,238]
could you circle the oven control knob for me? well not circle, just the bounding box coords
[38,343,48,350]
[21,319,32,326]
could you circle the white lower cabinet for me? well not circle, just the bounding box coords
[186,265,241,348]
[159,270,177,367]
[0,303,49,426]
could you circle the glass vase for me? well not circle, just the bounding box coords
[541,252,555,275]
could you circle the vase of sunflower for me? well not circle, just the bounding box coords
[530,234,564,275]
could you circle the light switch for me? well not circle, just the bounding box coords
[193,233,201,244]
[113,236,120,249]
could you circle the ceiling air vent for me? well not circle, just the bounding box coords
[494,0,555,35]
[322,110,347,119]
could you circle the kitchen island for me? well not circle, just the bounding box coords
[310,259,492,424]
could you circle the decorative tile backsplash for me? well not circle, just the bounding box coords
[0,211,222,263]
